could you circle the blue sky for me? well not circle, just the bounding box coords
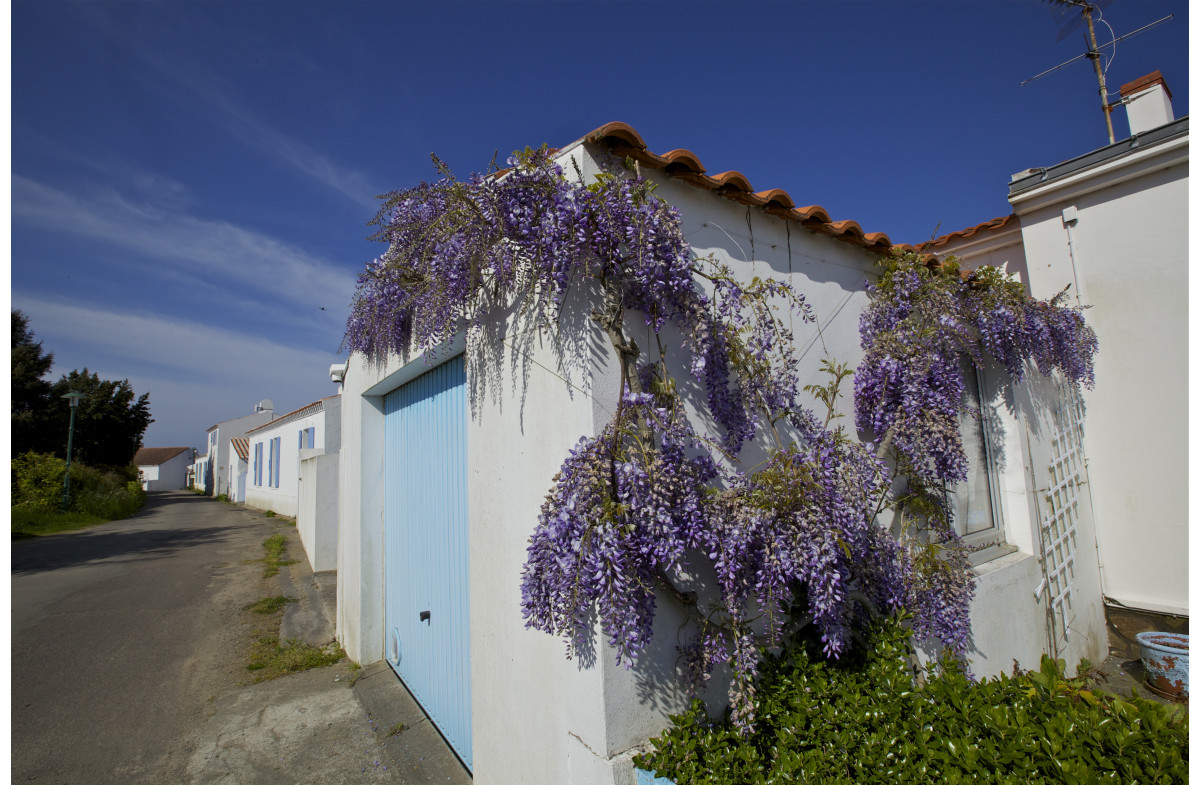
[10,0,1190,452]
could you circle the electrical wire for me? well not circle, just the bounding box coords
[1096,9,1119,92]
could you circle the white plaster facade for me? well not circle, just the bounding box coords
[203,402,276,497]
[227,438,249,503]
[336,131,1109,784]
[935,106,1188,618]
[134,447,192,490]
[246,396,340,520]
[190,453,208,492]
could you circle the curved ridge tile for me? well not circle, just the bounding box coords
[586,121,647,150]
[793,205,833,224]
[660,149,706,174]
[710,171,754,193]
[754,189,796,210]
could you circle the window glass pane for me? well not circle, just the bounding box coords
[952,367,996,537]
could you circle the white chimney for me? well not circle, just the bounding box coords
[1119,71,1174,137]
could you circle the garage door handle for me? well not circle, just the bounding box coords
[419,610,430,622]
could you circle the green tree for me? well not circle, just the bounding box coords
[12,310,55,457]
[47,370,153,467]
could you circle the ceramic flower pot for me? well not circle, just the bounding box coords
[1135,631,1189,701]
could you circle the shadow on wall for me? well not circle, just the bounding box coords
[204,456,215,496]
[466,274,605,435]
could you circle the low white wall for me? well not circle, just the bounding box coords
[298,451,339,572]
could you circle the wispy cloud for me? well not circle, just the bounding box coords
[14,296,343,449]
[12,123,194,209]
[78,6,380,212]
[12,175,358,317]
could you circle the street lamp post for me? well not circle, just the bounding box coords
[60,392,86,512]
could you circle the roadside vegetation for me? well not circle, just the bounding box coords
[239,534,344,682]
[256,533,298,578]
[635,618,1189,784]
[245,636,344,681]
[11,452,146,539]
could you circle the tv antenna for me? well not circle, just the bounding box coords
[1021,1,1173,145]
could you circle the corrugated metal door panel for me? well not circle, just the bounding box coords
[383,356,472,769]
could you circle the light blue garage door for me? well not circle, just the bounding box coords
[383,356,472,770]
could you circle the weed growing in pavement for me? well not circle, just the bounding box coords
[388,722,409,737]
[260,533,298,578]
[264,509,276,518]
[244,595,296,614]
[246,637,345,681]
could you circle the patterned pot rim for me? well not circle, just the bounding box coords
[1135,631,1189,655]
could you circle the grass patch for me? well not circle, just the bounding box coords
[388,721,409,737]
[260,533,298,578]
[264,509,276,518]
[244,595,296,614]
[246,637,344,681]
[11,508,108,539]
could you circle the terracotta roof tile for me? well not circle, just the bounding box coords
[133,446,191,466]
[244,394,339,436]
[582,122,896,253]
[918,215,1017,251]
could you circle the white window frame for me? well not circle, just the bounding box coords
[270,436,281,488]
[952,363,1016,565]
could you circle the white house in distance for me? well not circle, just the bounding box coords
[245,394,341,532]
[228,437,250,503]
[189,452,207,492]
[334,122,1110,784]
[199,400,276,497]
[923,71,1188,651]
[133,446,192,491]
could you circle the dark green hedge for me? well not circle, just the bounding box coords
[636,620,1187,784]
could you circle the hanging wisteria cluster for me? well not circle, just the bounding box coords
[855,256,1098,489]
[345,149,1098,733]
[854,253,1099,660]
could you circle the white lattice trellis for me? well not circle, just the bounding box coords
[1033,380,1087,653]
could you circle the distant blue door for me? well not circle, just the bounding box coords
[383,357,472,770]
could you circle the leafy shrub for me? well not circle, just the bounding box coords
[11,452,66,510]
[67,463,146,519]
[11,452,145,520]
[636,619,1188,784]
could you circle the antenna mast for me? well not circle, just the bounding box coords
[1078,3,1116,144]
[1023,2,1173,145]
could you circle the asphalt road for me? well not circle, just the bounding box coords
[11,491,278,784]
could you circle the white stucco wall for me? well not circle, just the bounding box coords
[209,409,275,497]
[1009,133,1188,615]
[142,451,191,491]
[246,407,329,518]
[227,452,248,503]
[298,450,339,572]
[337,137,1113,784]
